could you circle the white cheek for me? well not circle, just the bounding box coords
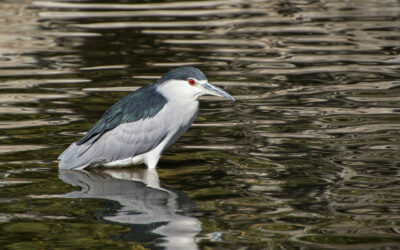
[156,79,201,101]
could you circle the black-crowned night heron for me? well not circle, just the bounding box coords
[58,67,234,170]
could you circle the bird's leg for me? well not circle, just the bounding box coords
[144,151,161,168]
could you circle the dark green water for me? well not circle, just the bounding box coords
[1,0,400,249]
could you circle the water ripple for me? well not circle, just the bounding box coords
[1,0,400,249]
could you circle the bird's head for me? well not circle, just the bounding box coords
[155,67,234,102]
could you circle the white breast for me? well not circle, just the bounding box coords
[164,98,199,147]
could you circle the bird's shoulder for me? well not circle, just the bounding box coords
[76,84,167,145]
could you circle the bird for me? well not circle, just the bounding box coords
[58,67,234,170]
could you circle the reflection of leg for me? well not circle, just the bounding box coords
[104,168,165,191]
[143,168,161,189]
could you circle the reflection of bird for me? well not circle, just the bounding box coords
[58,67,234,170]
[59,169,201,250]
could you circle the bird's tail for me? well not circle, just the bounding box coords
[58,142,92,170]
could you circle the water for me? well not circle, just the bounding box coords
[1,0,400,249]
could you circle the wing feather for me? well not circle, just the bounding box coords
[76,83,167,145]
[59,83,169,169]
[58,114,168,169]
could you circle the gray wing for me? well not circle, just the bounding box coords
[58,115,168,170]
[76,83,167,146]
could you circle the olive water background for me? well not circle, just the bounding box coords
[1,0,400,249]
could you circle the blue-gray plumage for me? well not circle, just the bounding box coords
[58,67,234,170]
[77,84,167,145]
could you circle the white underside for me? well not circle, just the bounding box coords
[103,154,144,168]
[103,144,162,169]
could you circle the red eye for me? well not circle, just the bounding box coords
[188,79,195,85]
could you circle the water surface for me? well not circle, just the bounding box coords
[1,0,400,249]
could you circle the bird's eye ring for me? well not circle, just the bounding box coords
[188,79,195,85]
